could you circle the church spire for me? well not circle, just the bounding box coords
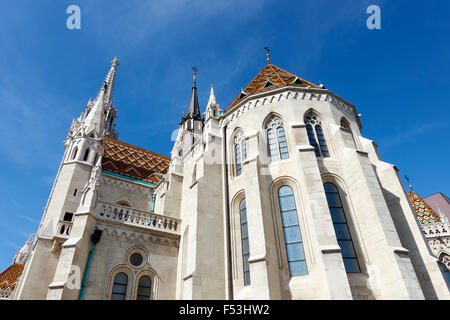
[182,66,202,122]
[95,57,119,109]
[84,82,107,137]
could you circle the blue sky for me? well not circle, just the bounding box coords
[0,0,449,271]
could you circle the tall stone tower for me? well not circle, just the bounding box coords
[14,58,120,299]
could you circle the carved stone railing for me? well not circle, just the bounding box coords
[0,289,12,300]
[96,201,180,236]
[55,220,73,238]
[422,222,450,239]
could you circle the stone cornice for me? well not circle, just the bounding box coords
[221,86,362,130]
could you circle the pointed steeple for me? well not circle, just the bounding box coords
[207,85,217,107]
[95,57,119,109]
[182,67,202,122]
[206,85,221,121]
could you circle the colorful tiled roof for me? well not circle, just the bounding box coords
[102,137,171,185]
[0,264,24,291]
[226,64,320,111]
[408,192,441,224]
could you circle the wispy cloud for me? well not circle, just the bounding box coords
[18,216,40,224]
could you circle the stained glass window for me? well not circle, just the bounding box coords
[324,183,360,273]
[305,113,329,158]
[278,186,307,276]
[111,272,128,300]
[234,133,247,177]
[136,276,152,300]
[266,117,289,161]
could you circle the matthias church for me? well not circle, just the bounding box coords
[1,55,449,300]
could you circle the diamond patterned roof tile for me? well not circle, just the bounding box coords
[408,191,441,224]
[102,137,170,185]
[226,64,320,111]
[0,264,24,291]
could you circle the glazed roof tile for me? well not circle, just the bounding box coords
[408,192,441,224]
[102,137,171,185]
[226,64,320,111]
[0,264,24,291]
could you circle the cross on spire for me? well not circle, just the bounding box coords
[405,175,413,192]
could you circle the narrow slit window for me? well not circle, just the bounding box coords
[240,199,251,285]
[71,147,78,160]
[267,129,278,161]
[83,148,90,161]
[277,126,289,160]
[234,132,247,177]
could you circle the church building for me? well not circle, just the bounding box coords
[2,55,449,300]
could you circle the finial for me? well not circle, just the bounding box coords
[405,175,413,192]
[111,57,119,67]
[264,47,271,65]
[192,66,198,87]
[208,84,217,106]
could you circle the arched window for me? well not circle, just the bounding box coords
[136,276,152,300]
[71,147,78,160]
[305,113,329,158]
[111,272,128,300]
[240,199,251,285]
[324,183,360,273]
[83,148,90,161]
[234,132,247,176]
[340,118,357,149]
[278,186,307,276]
[266,117,289,161]
[340,118,350,129]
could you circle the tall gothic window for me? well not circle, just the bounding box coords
[305,113,329,158]
[340,118,357,149]
[136,276,152,300]
[234,132,247,176]
[111,272,128,300]
[266,117,289,161]
[278,186,307,276]
[324,183,360,273]
[240,199,251,285]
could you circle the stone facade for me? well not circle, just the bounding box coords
[9,59,450,300]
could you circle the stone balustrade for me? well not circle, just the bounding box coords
[422,221,450,239]
[55,220,73,238]
[96,201,180,236]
